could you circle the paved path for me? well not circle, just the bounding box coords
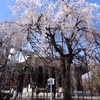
[10,89,100,100]
[10,96,100,100]
[10,98,100,100]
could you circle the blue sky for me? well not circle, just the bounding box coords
[0,0,14,21]
[0,0,100,22]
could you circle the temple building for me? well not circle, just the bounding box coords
[20,56,89,91]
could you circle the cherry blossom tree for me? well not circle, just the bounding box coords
[0,0,100,100]
[0,21,28,90]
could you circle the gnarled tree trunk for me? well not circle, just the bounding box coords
[61,58,73,100]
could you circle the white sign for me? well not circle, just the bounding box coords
[47,78,55,85]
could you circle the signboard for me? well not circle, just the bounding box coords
[47,78,55,85]
[30,82,37,88]
[30,84,35,88]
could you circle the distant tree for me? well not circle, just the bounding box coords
[0,22,28,90]
[0,21,35,90]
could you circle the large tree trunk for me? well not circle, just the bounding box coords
[61,58,73,100]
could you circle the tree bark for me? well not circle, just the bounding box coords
[61,58,73,100]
